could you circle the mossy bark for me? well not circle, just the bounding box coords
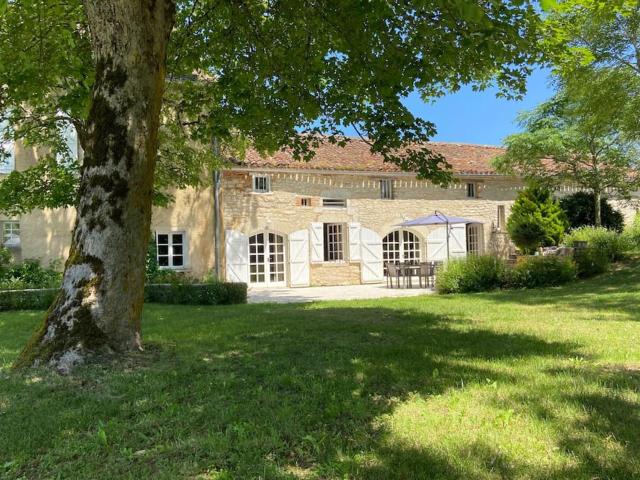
[14,0,176,372]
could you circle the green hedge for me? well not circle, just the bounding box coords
[435,255,506,294]
[0,282,247,311]
[144,282,247,305]
[504,256,577,289]
[436,255,577,294]
[0,288,59,311]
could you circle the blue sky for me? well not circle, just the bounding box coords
[412,68,554,146]
[341,68,554,147]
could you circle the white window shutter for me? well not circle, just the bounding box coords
[449,224,468,258]
[288,229,310,287]
[426,224,468,261]
[309,222,324,263]
[360,227,384,283]
[348,222,361,261]
[225,229,249,283]
[426,227,448,261]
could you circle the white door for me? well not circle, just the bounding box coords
[360,227,384,283]
[466,223,483,255]
[225,230,249,283]
[249,232,286,287]
[289,229,310,287]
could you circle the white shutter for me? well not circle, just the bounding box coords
[225,230,249,283]
[449,224,468,258]
[426,224,468,261]
[288,229,310,287]
[348,222,361,261]
[360,227,384,283]
[309,222,324,263]
[427,227,448,261]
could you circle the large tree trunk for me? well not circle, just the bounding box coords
[594,189,602,227]
[15,0,175,372]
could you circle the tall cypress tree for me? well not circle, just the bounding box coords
[507,184,568,254]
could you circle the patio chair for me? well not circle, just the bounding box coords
[418,262,433,288]
[386,263,402,288]
[400,260,420,288]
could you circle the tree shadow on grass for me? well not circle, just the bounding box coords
[0,303,634,479]
[478,261,640,322]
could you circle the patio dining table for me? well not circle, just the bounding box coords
[400,264,421,288]
[387,262,438,289]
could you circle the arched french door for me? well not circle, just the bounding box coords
[382,230,421,273]
[249,232,286,286]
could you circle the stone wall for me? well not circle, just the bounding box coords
[0,140,215,277]
[310,262,361,286]
[220,170,523,262]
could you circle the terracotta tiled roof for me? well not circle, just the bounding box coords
[237,138,506,176]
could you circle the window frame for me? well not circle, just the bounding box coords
[322,198,347,208]
[2,221,20,246]
[466,182,477,198]
[155,230,188,270]
[299,197,312,207]
[252,174,271,193]
[466,224,481,255]
[496,205,506,231]
[380,179,393,200]
[323,223,345,262]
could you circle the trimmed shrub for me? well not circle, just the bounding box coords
[436,255,506,294]
[504,256,577,289]
[559,191,625,232]
[564,226,631,262]
[0,288,58,311]
[0,282,247,311]
[144,282,247,305]
[0,258,62,290]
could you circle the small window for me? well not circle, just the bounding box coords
[156,231,186,269]
[299,197,311,207]
[466,183,476,198]
[252,175,270,193]
[322,198,347,208]
[323,223,344,261]
[2,221,20,246]
[497,205,506,231]
[380,179,393,200]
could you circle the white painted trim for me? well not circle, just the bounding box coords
[155,230,189,270]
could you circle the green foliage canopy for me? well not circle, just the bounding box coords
[0,0,544,213]
[493,74,640,214]
[542,0,640,138]
[559,191,625,232]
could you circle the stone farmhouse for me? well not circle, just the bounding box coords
[1,137,637,288]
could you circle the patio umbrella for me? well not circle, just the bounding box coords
[396,211,482,260]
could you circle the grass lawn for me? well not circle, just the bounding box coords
[1,263,640,479]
